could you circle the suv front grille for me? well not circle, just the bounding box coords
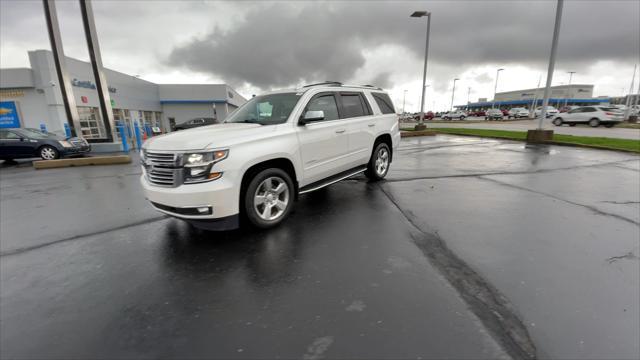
[144,151,177,166]
[146,166,179,186]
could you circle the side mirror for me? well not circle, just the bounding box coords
[299,110,325,125]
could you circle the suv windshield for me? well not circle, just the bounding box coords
[225,93,302,125]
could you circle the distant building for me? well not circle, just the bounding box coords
[0,50,246,144]
[458,84,609,110]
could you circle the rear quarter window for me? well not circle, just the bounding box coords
[372,92,396,114]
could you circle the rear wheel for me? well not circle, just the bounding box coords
[553,118,563,126]
[589,118,600,127]
[460,115,466,120]
[243,168,294,229]
[39,145,59,160]
[365,142,390,181]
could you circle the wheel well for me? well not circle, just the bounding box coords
[374,134,393,162]
[240,158,298,198]
[590,117,600,121]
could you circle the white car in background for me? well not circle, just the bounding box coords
[508,107,530,119]
[552,106,624,127]
[441,110,467,120]
[534,106,559,118]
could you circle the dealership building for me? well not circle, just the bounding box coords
[458,84,610,110]
[0,50,246,148]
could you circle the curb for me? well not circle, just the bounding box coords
[400,130,437,137]
[33,155,132,169]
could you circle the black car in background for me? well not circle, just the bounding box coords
[0,128,91,161]
[173,117,219,131]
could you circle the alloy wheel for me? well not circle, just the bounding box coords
[254,176,290,221]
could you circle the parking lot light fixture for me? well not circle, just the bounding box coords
[411,10,431,130]
[402,89,408,114]
[492,68,504,109]
[450,78,459,112]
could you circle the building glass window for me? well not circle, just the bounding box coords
[77,106,106,139]
[143,111,153,125]
[154,112,163,129]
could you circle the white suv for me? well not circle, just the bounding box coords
[552,106,624,127]
[140,83,401,230]
[441,110,466,120]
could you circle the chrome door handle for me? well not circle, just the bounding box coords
[335,129,346,133]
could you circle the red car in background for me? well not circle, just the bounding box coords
[501,109,509,116]
[413,111,435,120]
[469,110,486,117]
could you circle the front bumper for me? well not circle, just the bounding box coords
[140,174,240,221]
[61,145,91,156]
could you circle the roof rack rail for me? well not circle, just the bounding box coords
[302,81,343,88]
[361,84,383,90]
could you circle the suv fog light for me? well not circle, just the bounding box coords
[197,206,210,214]
[190,167,207,176]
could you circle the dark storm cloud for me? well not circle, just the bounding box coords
[168,1,639,89]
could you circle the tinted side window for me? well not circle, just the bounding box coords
[372,92,395,114]
[0,131,20,139]
[340,94,367,118]
[583,107,596,112]
[307,94,339,121]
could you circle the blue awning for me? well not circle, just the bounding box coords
[458,98,610,108]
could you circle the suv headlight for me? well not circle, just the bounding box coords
[183,149,228,183]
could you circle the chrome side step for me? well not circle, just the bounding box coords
[298,166,367,195]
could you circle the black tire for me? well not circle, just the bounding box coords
[460,116,466,120]
[39,145,59,160]
[243,168,294,229]
[553,118,563,126]
[604,123,614,128]
[365,142,391,181]
[589,118,600,127]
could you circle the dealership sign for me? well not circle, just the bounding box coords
[71,78,117,93]
[0,101,21,128]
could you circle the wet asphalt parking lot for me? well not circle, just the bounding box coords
[1,135,639,359]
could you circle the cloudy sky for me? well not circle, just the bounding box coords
[1,0,638,111]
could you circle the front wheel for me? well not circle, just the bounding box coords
[589,118,600,127]
[460,116,466,120]
[243,168,294,229]
[39,145,59,160]
[553,118,563,126]
[365,142,390,181]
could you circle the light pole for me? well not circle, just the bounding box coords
[492,68,504,109]
[402,89,408,114]
[411,10,431,130]
[535,0,564,133]
[450,78,459,112]
[564,71,576,108]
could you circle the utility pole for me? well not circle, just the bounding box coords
[537,0,564,129]
[623,64,637,121]
[530,74,542,116]
[492,68,504,109]
[564,71,576,108]
[410,11,432,130]
[467,87,471,104]
[450,78,459,112]
[402,90,407,114]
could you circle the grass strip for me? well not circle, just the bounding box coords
[426,128,640,153]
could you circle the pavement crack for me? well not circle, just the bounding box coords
[378,183,537,360]
[479,177,640,227]
[601,200,640,205]
[0,215,168,257]
[606,252,639,264]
